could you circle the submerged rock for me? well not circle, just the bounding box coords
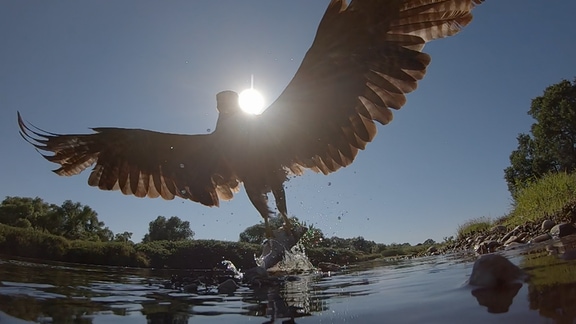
[469,254,524,287]
[217,279,239,294]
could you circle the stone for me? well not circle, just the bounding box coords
[469,254,524,288]
[500,231,515,244]
[491,225,507,233]
[503,235,518,246]
[217,279,239,294]
[427,246,438,254]
[541,219,555,231]
[318,262,341,272]
[530,233,552,243]
[550,223,576,238]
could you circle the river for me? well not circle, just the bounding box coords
[1,238,576,323]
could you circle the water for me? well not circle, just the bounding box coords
[1,240,576,323]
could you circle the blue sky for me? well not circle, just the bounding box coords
[1,1,575,245]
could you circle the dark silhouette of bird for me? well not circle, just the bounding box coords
[18,0,483,238]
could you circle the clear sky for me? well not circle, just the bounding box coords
[1,1,575,245]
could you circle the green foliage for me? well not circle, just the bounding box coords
[114,231,134,243]
[456,216,493,240]
[0,196,114,242]
[505,79,576,197]
[505,172,576,226]
[0,224,148,267]
[142,216,195,242]
[238,216,302,244]
[136,239,260,270]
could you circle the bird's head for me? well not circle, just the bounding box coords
[216,91,240,115]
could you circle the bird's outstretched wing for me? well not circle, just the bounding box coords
[258,0,483,175]
[18,113,240,206]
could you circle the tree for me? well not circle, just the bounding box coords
[505,79,576,196]
[422,238,436,245]
[0,196,113,241]
[238,215,303,244]
[142,216,194,242]
[0,196,51,229]
[114,231,134,243]
[239,216,288,244]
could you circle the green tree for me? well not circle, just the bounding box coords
[0,196,51,229]
[114,231,134,243]
[142,216,194,242]
[54,200,105,240]
[238,216,303,244]
[0,196,113,241]
[505,79,576,196]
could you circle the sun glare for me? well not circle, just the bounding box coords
[239,88,265,115]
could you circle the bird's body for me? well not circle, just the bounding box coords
[19,0,483,238]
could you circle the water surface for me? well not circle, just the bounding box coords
[1,240,576,323]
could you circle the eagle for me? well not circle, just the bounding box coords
[18,0,483,238]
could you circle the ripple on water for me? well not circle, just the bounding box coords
[1,243,576,323]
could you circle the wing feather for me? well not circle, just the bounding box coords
[259,0,482,174]
[18,112,239,206]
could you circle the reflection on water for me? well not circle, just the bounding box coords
[2,238,576,323]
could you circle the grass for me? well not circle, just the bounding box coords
[455,172,576,240]
[505,172,576,227]
[456,216,493,240]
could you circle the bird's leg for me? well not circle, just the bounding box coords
[245,184,274,238]
[272,185,292,235]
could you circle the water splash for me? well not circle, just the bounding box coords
[221,260,243,280]
[257,242,316,272]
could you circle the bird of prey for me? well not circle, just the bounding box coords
[19,0,483,238]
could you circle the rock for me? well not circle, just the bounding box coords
[318,262,341,272]
[504,242,524,250]
[475,240,501,255]
[516,232,528,242]
[491,225,507,234]
[427,246,438,254]
[530,233,552,243]
[217,279,239,294]
[550,223,576,238]
[503,235,518,246]
[541,219,555,231]
[500,231,515,244]
[469,254,524,287]
[182,283,198,293]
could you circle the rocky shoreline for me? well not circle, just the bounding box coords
[440,202,576,255]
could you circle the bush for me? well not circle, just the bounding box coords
[0,224,147,267]
[136,240,261,270]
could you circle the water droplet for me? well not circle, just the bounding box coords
[327,182,331,186]
[180,163,185,168]
[180,189,186,194]
[206,128,211,132]
[337,216,341,221]
[170,146,174,150]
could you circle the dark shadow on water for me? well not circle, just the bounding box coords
[471,283,523,314]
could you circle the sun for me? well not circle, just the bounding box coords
[238,88,265,115]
